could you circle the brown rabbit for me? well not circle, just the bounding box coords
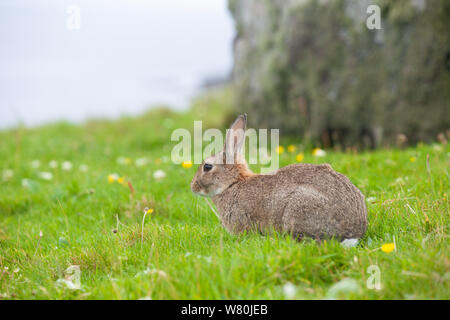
[191,114,367,241]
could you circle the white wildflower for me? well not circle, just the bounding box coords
[38,172,53,180]
[391,177,406,186]
[21,179,31,188]
[107,173,120,183]
[49,160,58,169]
[62,161,73,171]
[135,158,148,167]
[31,160,40,168]
[79,164,88,172]
[2,169,13,181]
[312,148,326,157]
[117,157,131,165]
[153,169,166,181]
[283,282,297,299]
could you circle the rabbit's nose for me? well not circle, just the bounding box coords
[191,180,201,193]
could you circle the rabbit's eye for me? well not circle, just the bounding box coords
[203,163,213,172]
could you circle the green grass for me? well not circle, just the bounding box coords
[0,96,449,299]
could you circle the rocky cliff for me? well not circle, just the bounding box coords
[228,0,450,148]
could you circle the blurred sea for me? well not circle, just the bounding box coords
[0,0,234,128]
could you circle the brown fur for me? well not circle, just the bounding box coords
[236,164,255,180]
[191,115,368,240]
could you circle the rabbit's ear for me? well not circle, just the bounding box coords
[224,114,247,164]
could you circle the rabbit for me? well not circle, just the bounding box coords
[191,114,367,241]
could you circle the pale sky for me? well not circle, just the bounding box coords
[0,0,235,128]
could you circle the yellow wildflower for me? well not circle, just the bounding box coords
[117,177,128,186]
[155,158,162,165]
[409,156,416,163]
[296,153,304,162]
[276,146,285,154]
[108,174,119,184]
[381,243,395,253]
[147,208,154,214]
[182,161,193,169]
[287,145,296,153]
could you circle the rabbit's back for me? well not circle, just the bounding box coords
[274,164,367,239]
[213,163,367,240]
